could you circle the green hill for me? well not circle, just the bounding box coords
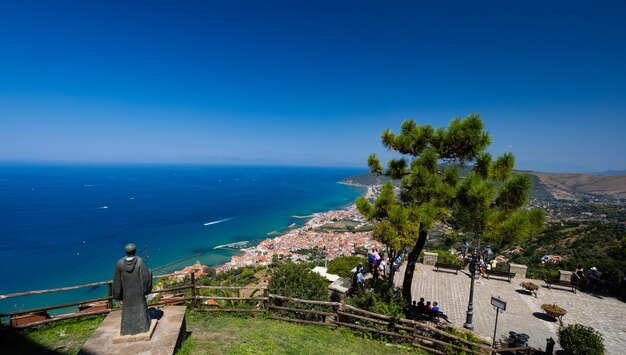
[507,220,626,279]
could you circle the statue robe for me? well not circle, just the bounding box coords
[112,256,152,335]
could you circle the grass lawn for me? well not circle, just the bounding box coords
[180,312,422,354]
[1,312,424,354]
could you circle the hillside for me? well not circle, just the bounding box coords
[526,171,626,201]
[342,170,626,202]
[507,220,626,279]
[340,173,393,187]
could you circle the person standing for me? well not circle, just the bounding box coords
[484,246,493,262]
[460,240,469,259]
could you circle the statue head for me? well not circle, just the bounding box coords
[125,243,137,257]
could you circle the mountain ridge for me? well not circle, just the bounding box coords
[342,170,626,202]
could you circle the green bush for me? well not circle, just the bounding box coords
[327,256,367,278]
[268,261,330,320]
[346,282,406,318]
[422,249,462,265]
[558,324,605,355]
[526,264,559,280]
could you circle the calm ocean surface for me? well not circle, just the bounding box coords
[0,164,365,314]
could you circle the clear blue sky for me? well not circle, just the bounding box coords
[1,1,625,172]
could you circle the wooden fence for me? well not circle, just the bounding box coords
[0,272,192,328]
[0,274,533,354]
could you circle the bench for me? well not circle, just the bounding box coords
[485,269,515,282]
[403,307,443,323]
[435,262,462,274]
[546,279,578,294]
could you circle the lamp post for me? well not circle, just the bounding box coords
[463,236,481,330]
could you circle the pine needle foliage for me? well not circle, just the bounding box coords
[358,114,545,302]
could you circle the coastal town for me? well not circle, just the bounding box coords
[215,204,382,272]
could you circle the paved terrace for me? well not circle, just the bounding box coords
[393,263,626,354]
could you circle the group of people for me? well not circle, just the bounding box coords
[351,248,404,291]
[405,297,444,321]
[366,247,403,278]
[570,265,624,295]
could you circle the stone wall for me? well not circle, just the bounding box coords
[423,252,438,266]
[509,263,528,279]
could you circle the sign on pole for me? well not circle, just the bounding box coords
[491,296,506,348]
[491,296,506,311]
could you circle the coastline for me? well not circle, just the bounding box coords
[214,203,380,272]
[172,182,376,276]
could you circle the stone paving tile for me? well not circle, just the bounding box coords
[394,263,626,354]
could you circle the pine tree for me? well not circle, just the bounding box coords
[358,114,544,303]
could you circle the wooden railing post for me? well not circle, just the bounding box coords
[190,272,197,310]
[107,282,113,311]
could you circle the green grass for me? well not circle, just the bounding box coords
[1,315,105,354]
[1,311,427,354]
[180,312,423,354]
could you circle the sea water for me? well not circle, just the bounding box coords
[0,164,365,314]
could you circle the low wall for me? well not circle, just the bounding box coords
[423,252,438,266]
[509,263,527,279]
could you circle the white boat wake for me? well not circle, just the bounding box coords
[213,241,249,249]
[203,217,233,226]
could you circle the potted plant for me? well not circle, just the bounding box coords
[542,303,566,320]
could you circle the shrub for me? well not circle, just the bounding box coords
[327,256,367,278]
[422,249,462,265]
[268,261,330,320]
[346,282,406,318]
[558,324,605,355]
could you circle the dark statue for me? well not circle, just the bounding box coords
[112,243,153,335]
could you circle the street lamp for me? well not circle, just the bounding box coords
[463,237,481,330]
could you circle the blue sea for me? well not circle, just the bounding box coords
[0,164,365,315]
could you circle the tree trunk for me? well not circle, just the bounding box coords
[402,226,428,304]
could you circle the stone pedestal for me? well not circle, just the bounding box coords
[423,252,438,266]
[509,263,528,279]
[80,306,186,355]
[559,270,573,282]
[112,319,158,343]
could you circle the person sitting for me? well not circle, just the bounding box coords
[575,265,584,279]
[417,297,425,313]
[571,265,584,285]
[356,270,365,287]
[352,263,364,290]
[409,300,419,319]
[431,302,440,320]
[425,301,432,314]
[356,262,364,274]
